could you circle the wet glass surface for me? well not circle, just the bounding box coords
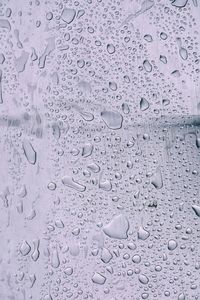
[0,0,200,299]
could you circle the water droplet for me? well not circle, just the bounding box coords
[20,240,31,256]
[0,53,5,64]
[92,272,106,285]
[87,163,100,173]
[101,110,123,130]
[107,44,115,54]
[51,248,60,268]
[101,248,113,263]
[55,219,64,228]
[0,70,2,104]
[82,143,93,157]
[77,9,85,19]
[80,111,94,121]
[0,19,11,31]
[69,243,80,256]
[62,176,86,192]
[44,294,53,300]
[138,225,150,240]
[31,239,40,261]
[160,32,168,40]
[192,205,200,217]
[138,274,149,284]
[143,60,152,72]
[171,70,181,77]
[132,254,141,263]
[168,239,178,251]
[29,274,36,288]
[159,55,167,64]
[52,123,61,140]
[140,98,149,111]
[22,140,37,165]
[122,103,130,114]
[46,12,53,20]
[109,81,118,91]
[144,34,153,42]
[61,8,76,24]
[47,182,57,191]
[179,47,188,60]
[178,293,186,300]
[103,214,129,239]
[65,267,73,275]
[15,51,29,73]
[99,178,112,191]
[171,0,188,7]
[151,167,163,189]
[38,37,55,69]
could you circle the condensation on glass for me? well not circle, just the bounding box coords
[0,0,200,299]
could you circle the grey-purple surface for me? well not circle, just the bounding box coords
[0,0,200,299]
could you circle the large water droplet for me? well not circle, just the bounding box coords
[122,103,130,114]
[107,44,115,54]
[138,225,150,240]
[87,162,100,173]
[44,294,53,300]
[22,139,37,165]
[143,59,152,72]
[0,19,11,30]
[61,8,76,24]
[178,293,185,300]
[168,239,178,251]
[20,240,31,256]
[101,110,123,130]
[171,0,188,7]
[151,167,163,189]
[138,274,149,284]
[51,248,60,268]
[179,47,188,60]
[140,98,149,111]
[101,248,113,263]
[62,176,86,192]
[82,143,93,157]
[103,214,129,239]
[92,272,106,284]
[15,51,29,73]
[192,205,200,217]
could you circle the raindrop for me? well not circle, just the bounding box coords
[143,59,152,72]
[168,239,178,251]
[22,139,37,165]
[101,110,123,130]
[171,0,188,7]
[140,98,149,111]
[138,274,149,284]
[192,205,200,217]
[92,272,106,285]
[144,34,153,42]
[20,240,31,256]
[61,8,76,24]
[151,167,163,189]
[51,248,60,268]
[62,176,86,192]
[107,44,115,54]
[103,214,129,239]
[0,19,11,30]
